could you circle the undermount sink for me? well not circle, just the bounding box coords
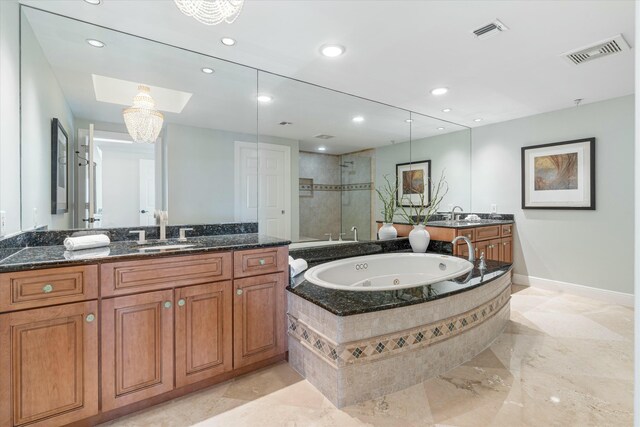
[138,244,196,251]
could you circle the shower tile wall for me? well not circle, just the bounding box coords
[299,152,342,240]
[341,151,373,241]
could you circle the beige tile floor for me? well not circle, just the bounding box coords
[101,285,634,427]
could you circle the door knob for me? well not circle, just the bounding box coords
[236,289,243,296]
[177,299,185,307]
[86,313,95,323]
[42,284,54,293]
[164,301,172,309]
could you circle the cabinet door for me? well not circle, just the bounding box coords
[500,237,513,263]
[175,282,233,388]
[101,290,174,411]
[233,272,286,369]
[486,239,502,261]
[0,301,98,427]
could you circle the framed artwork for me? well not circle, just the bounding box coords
[51,118,69,214]
[396,160,431,207]
[521,137,595,210]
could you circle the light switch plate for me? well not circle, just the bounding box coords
[490,204,497,213]
[0,211,6,236]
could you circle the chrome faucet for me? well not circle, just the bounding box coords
[450,205,463,221]
[155,210,169,241]
[351,226,358,242]
[451,235,475,262]
[324,233,333,242]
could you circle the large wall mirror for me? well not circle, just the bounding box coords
[20,7,258,230]
[19,6,471,246]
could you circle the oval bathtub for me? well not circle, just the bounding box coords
[303,253,473,291]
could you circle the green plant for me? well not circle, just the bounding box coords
[398,170,449,225]
[375,174,398,223]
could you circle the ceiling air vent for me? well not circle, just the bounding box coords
[562,34,631,65]
[314,134,334,140]
[473,19,508,38]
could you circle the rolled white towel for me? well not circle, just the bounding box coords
[289,258,308,278]
[64,234,110,251]
[64,247,111,260]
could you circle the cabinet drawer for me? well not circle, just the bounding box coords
[455,228,475,243]
[233,246,288,278]
[501,224,513,237]
[101,252,231,297]
[0,265,98,313]
[474,225,501,241]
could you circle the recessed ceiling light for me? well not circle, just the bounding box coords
[318,146,327,151]
[405,119,413,123]
[201,67,214,74]
[84,0,101,4]
[257,95,273,103]
[86,39,105,48]
[442,108,452,112]
[320,44,345,57]
[430,87,448,96]
[437,127,445,130]
[474,118,483,122]
[352,116,364,123]
[221,37,236,46]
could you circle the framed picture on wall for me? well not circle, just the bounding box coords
[521,137,595,210]
[51,118,69,214]
[396,160,431,207]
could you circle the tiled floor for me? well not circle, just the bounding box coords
[101,285,634,426]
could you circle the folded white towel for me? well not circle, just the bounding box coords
[64,247,111,260]
[465,214,481,221]
[289,258,308,278]
[64,234,110,251]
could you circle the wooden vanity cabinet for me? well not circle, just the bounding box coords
[0,301,99,427]
[449,223,514,263]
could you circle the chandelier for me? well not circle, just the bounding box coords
[174,0,244,25]
[122,85,164,144]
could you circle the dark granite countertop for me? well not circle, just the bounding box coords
[425,219,515,229]
[0,233,289,273]
[287,258,511,316]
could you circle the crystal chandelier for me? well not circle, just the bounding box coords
[122,85,164,144]
[174,0,244,26]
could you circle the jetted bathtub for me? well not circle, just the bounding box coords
[303,253,474,291]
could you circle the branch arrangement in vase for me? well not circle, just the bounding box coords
[398,170,449,225]
[375,174,398,223]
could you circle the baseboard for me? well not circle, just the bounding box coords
[512,273,634,307]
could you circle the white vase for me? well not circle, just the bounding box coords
[409,224,430,253]
[378,223,397,240]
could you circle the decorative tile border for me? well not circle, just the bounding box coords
[288,286,511,368]
[298,183,373,192]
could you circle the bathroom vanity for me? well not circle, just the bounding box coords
[0,235,289,427]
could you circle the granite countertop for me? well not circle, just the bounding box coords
[424,219,515,229]
[0,233,290,273]
[287,258,511,316]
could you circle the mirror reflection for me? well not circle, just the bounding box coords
[20,6,471,247]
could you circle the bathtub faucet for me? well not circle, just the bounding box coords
[451,236,475,262]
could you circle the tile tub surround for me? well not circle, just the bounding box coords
[0,222,258,248]
[287,269,512,407]
[0,233,289,273]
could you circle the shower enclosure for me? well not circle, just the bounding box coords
[298,150,373,242]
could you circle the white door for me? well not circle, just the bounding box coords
[139,159,156,226]
[235,142,290,239]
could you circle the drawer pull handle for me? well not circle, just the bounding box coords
[236,288,243,296]
[164,301,172,309]
[178,299,186,307]
[86,313,95,323]
[42,284,54,293]
[259,259,265,265]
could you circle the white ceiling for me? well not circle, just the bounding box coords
[22,0,635,130]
